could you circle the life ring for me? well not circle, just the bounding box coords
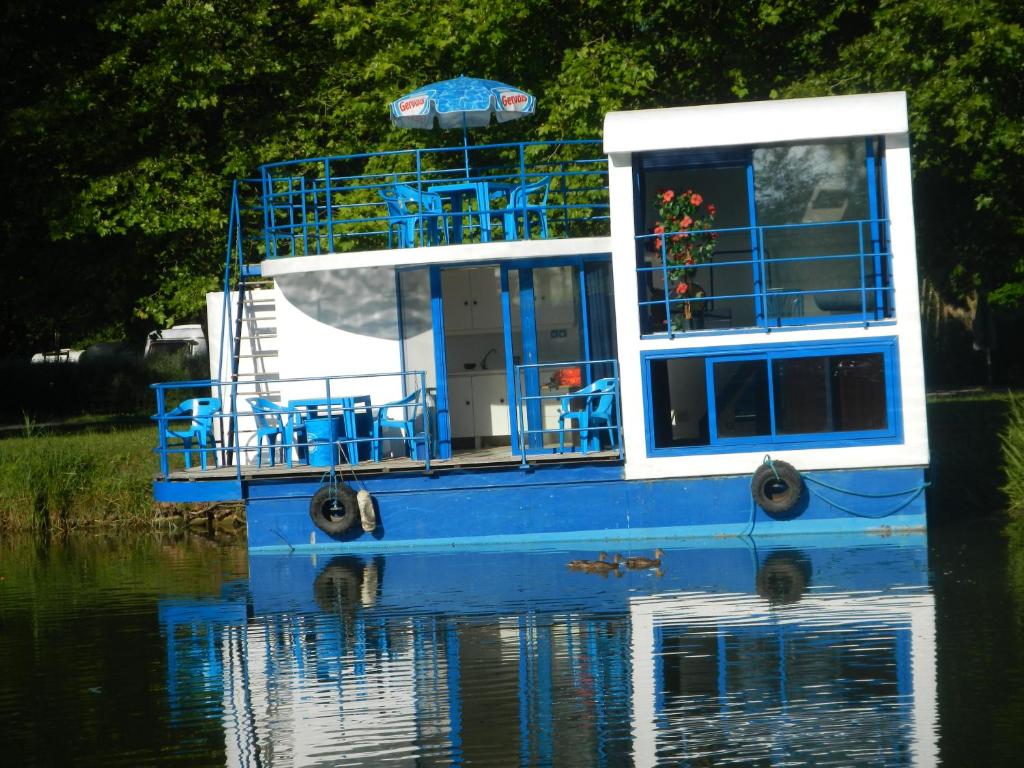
[309,483,359,536]
[751,460,802,514]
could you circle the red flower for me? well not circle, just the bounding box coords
[662,190,675,204]
[707,203,717,216]
[671,233,684,242]
[680,215,693,229]
[653,224,665,235]
[690,193,703,206]
[675,282,689,295]
[654,237,663,249]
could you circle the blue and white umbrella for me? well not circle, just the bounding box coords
[390,76,536,172]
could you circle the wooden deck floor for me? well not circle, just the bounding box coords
[165,446,621,482]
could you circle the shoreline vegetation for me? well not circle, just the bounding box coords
[0,423,244,537]
[1,390,1022,536]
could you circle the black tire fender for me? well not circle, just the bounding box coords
[756,550,812,605]
[751,460,802,514]
[309,483,359,536]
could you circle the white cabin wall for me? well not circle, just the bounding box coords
[605,93,931,482]
[882,133,929,466]
[607,150,649,474]
[274,267,405,405]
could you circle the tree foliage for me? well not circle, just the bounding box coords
[1,0,1021,357]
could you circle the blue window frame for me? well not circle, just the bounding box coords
[634,138,894,338]
[641,338,902,456]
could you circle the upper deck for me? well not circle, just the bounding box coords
[235,139,610,274]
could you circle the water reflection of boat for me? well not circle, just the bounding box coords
[160,535,937,765]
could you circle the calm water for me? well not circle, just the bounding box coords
[1,523,1022,766]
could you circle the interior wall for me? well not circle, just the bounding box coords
[666,357,706,441]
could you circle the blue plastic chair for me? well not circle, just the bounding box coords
[379,184,448,248]
[248,398,308,468]
[371,390,424,461]
[502,176,551,240]
[557,378,618,454]
[163,398,221,470]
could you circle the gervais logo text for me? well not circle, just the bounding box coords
[500,92,530,110]
[399,96,427,114]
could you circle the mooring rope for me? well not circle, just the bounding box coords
[762,454,930,519]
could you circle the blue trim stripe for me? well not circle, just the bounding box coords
[154,479,244,503]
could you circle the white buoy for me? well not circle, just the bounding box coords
[361,561,379,607]
[357,490,376,532]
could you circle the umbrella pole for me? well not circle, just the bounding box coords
[462,113,470,177]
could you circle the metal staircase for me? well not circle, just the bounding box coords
[232,273,280,402]
[218,180,279,462]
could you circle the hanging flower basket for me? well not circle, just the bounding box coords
[653,189,717,330]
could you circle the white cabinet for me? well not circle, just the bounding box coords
[447,372,510,446]
[442,267,503,331]
[473,373,510,437]
[448,377,476,439]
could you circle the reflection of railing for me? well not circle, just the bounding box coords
[257,140,609,259]
[151,371,431,479]
[636,218,893,337]
[512,359,622,463]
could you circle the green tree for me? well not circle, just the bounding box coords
[2,0,1021,364]
[782,0,1024,308]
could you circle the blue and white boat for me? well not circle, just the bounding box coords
[152,91,930,551]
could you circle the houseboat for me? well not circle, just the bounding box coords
[152,91,930,551]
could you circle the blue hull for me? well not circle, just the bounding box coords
[235,462,927,552]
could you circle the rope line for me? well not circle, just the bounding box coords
[762,453,929,520]
[802,474,931,499]
[805,482,927,519]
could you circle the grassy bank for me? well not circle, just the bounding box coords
[0,426,157,533]
[1000,393,1024,516]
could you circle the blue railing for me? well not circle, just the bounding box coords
[512,360,622,462]
[257,140,609,259]
[636,218,894,337]
[152,371,431,480]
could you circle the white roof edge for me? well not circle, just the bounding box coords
[261,236,613,276]
[603,92,908,154]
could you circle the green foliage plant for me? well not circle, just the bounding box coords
[1000,392,1024,516]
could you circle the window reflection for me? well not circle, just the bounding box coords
[712,359,771,438]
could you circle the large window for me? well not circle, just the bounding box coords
[635,139,892,337]
[644,340,900,455]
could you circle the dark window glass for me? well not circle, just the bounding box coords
[830,353,887,430]
[773,357,829,434]
[712,360,770,438]
[772,352,886,434]
[649,357,710,448]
